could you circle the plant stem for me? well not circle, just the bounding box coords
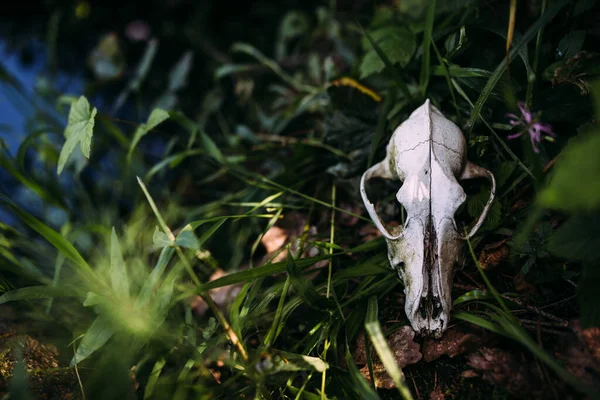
[137,177,249,363]
[326,183,336,299]
[527,0,548,108]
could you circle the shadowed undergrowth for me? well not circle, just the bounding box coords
[1,1,600,399]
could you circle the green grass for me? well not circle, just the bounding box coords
[1,1,600,399]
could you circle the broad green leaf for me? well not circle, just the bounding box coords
[57,96,97,174]
[495,161,517,188]
[110,227,129,297]
[137,247,175,308]
[128,108,170,161]
[83,292,102,307]
[359,26,413,102]
[153,227,172,248]
[557,30,586,60]
[547,214,600,262]
[360,26,416,79]
[538,131,600,212]
[174,230,199,250]
[71,315,115,366]
[364,296,414,400]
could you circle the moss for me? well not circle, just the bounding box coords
[0,331,80,400]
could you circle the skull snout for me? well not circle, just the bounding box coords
[387,218,453,338]
[411,287,448,338]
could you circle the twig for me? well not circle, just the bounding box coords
[137,177,249,363]
[73,344,86,400]
[519,318,569,329]
[411,374,421,400]
[519,322,571,336]
[499,294,568,325]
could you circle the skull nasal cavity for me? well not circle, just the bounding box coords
[418,293,443,320]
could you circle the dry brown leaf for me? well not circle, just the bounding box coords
[466,347,543,398]
[261,226,287,254]
[555,321,600,388]
[339,202,361,227]
[352,332,367,365]
[359,225,382,242]
[259,212,313,263]
[422,328,482,362]
[356,326,422,389]
[513,273,536,296]
[385,326,423,367]
[581,327,600,364]
[461,369,478,378]
[359,362,397,389]
[478,239,509,270]
[429,385,445,400]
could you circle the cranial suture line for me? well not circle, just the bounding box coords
[360,99,496,338]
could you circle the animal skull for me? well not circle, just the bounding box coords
[360,99,496,338]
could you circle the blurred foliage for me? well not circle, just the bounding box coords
[1,0,600,398]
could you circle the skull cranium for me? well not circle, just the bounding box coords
[360,99,496,338]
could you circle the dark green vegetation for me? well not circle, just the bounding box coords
[1,0,600,399]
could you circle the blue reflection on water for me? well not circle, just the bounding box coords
[0,39,85,226]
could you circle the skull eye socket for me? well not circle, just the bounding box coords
[364,174,408,229]
[450,181,472,231]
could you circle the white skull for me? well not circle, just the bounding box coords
[360,99,496,338]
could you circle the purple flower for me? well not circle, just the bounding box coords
[506,101,556,153]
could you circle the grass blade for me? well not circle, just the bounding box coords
[364,296,414,400]
[344,344,380,400]
[0,194,92,272]
[144,357,166,400]
[264,275,291,348]
[0,285,78,304]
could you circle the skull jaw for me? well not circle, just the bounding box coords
[387,220,463,339]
